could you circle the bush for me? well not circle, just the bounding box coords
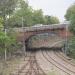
[68,36,75,58]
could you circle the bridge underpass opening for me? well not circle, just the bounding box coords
[25,32,65,51]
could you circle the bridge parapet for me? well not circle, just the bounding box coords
[13,24,69,32]
[13,24,71,42]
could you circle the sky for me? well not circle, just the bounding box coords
[28,0,75,22]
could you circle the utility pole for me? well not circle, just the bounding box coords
[22,17,24,28]
[3,9,7,61]
[5,29,7,61]
[65,24,68,55]
[22,17,26,60]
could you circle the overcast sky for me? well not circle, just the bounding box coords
[28,0,75,22]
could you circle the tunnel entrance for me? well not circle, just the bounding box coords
[25,32,64,51]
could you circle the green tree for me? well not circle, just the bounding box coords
[32,9,45,25]
[7,0,34,27]
[65,3,75,21]
[0,29,20,60]
[70,14,75,34]
[65,3,75,59]
[5,0,60,27]
[0,0,19,28]
[50,16,59,24]
[68,36,75,59]
[65,3,75,33]
[0,17,3,28]
[7,1,46,27]
[44,15,59,24]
